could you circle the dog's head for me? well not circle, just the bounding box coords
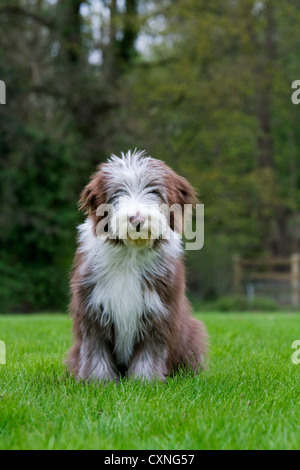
[79,150,198,248]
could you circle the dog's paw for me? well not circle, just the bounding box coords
[78,358,118,383]
[128,363,167,383]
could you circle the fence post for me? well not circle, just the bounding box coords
[233,254,242,295]
[291,253,300,307]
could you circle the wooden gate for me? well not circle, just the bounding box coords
[233,254,300,307]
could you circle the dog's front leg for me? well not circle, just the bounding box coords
[128,343,168,382]
[78,334,118,383]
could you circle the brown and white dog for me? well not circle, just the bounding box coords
[66,150,208,382]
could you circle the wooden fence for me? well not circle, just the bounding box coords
[233,253,300,307]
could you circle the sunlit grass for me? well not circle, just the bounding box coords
[0,313,299,450]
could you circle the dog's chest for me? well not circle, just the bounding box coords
[89,250,163,366]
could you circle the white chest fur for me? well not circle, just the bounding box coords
[91,253,148,365]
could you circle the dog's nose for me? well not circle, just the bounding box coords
[129,211,146,229]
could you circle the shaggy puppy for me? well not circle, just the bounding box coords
[67,150,207,382]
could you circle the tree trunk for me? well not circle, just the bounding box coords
[257,0,275,169]
[104,0,139,81]
[255,1,291,256]
[58,0,83,65]
[119,0,139,65]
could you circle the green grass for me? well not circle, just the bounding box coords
[0,313,299,450]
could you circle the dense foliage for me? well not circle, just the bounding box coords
[0,0,299,312]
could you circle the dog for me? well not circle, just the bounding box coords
[66,150,208,382]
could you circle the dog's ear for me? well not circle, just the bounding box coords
[79,182,97,214]
[164,166,198,209]
[172,173,198,209]
[164,168,199,234]
[79,167,107,215]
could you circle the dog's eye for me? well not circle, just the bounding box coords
[107,190,128,203]
[106,196,115,204]
[149,189,161,197]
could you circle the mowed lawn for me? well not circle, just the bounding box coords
[0,313,299,450]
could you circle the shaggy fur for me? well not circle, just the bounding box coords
[66,150,208,382]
